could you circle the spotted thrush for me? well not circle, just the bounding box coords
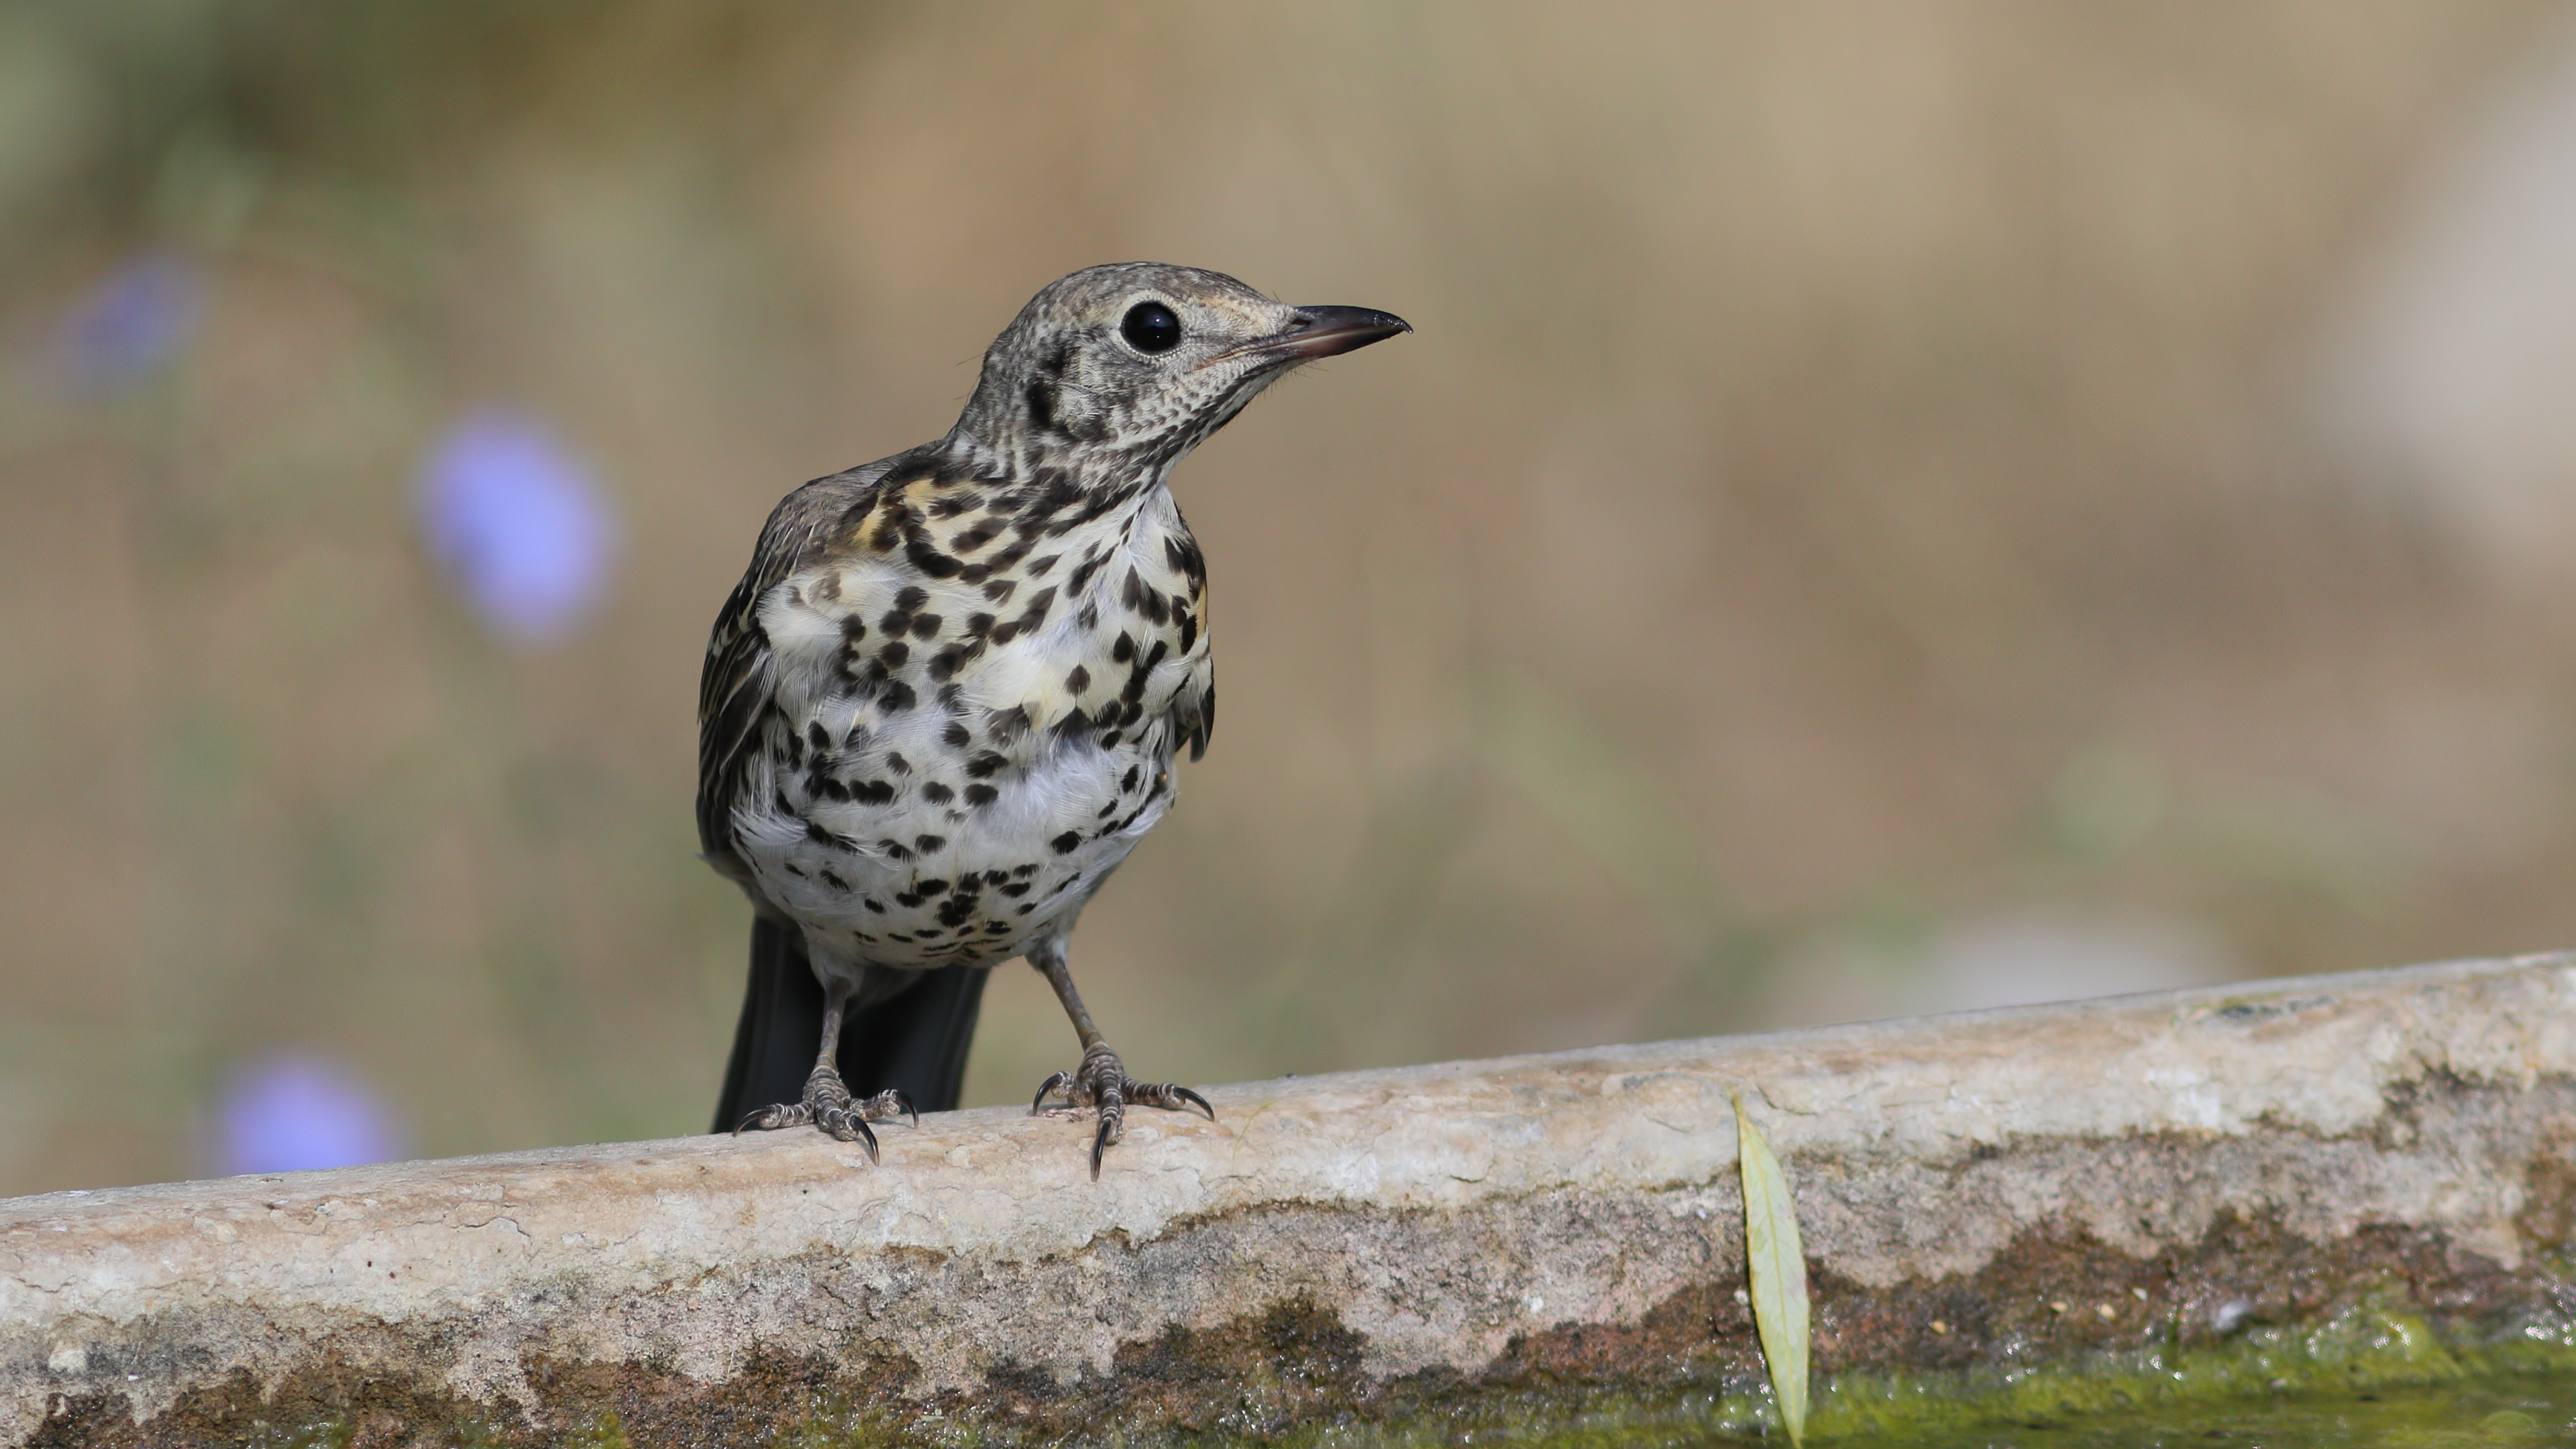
[703,263,1408,1175]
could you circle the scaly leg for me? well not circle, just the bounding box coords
[733,975,916,1162]
[1026,934,1212,1178]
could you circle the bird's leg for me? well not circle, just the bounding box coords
[1026,936,1212,1178]
[733,975,916,1161]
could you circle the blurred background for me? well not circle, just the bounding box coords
[5,1,2576,1195]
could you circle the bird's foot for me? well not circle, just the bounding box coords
[733,1063,916,1163]
[1030,1042,1214,1179]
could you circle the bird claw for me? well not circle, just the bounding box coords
[1028,1044,1214,1179]
[733,1065,915,1163]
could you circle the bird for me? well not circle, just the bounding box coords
[701,262,1409,1175]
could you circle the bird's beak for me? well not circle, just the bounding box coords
[1238,305,1412,364]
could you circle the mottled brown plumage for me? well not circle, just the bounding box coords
[703,262,1407,1173]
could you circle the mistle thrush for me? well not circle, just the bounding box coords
[703,263,1408,1174]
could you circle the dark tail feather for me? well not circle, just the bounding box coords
[711,916,991,1132]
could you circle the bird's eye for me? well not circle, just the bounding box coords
[1120,301,1183,354]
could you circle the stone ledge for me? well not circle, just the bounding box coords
[7,953,2576,1445]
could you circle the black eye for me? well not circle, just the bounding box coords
[1120,301,1183,354]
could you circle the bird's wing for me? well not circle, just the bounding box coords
[696,459,902,883]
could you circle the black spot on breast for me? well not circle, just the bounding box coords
[885,753,910,774]
[877,641,910,667]
[893,586,928,612]
[1050,830,1082,853]
[983,870,1010,885]
[959,564,991,585]
[865,898,886,914]
[818,777,852,802]
[1065,665,1091,694]
[1069,555,1105,593]
[981,578,1017,604]
[879,608,912,634]
[879,838,913,861]
[807,721,831,751]
[841,615,867,641]
[820,869,851,892]
[1112,632,1135,663]
[921,782,955,804]
[784,863,807,879]
[910,614,941,639]
[991,621,1020,644]
[936,896,976,927]
[928,642,982,680]
[966,751,1007,778]
[881,682,917,712]
[1120,765,1140,793]
[964,783,998,806]
[1177,609,1197,653]
[985,921,1013,934]
[965,612,996,637]
[914,833,947,852]
[943,721,971,748]
[1013,863,1039,877]
[1165,533,1205,584]
[1053,708,1094,743]
[1022,379,1056,433]
[896,892,921,908]
[807,820,855,850]
[985,706,1030,741]
[852,780,895,806]
[1096,801,1118,818]
[1028,554,1061,577]
[1099,731,1122,749]
[998,881,1030,898]
[906,539,964,580]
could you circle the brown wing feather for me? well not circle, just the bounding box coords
[695,458,904,884]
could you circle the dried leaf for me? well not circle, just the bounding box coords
[1736,1093,1809,1446]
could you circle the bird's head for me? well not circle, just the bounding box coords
[953,262,1408,478]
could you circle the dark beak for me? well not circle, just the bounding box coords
[1246,305,1411,363]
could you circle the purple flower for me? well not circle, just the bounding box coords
[419,409,617,644]
[217,1057,402,1175]
[56,250,203,392]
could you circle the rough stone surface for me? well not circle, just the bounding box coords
[7,953,2576,1444]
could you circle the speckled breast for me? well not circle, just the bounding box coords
[725,465,1214,977]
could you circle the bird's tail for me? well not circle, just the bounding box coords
[711,916,990,1132]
